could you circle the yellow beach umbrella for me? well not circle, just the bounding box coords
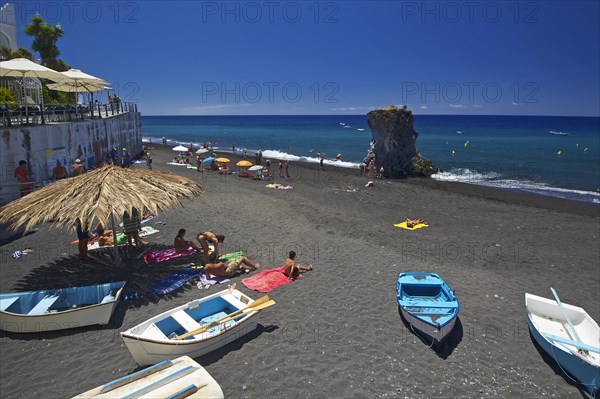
[236,160,253,167]
[216,157,230,163]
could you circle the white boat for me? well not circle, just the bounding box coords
[549,130,570,136]
[526,292,600,396]
[72,356,224,398]
[0,281,126,333]
[121,289,269,366]
[357,128,365,132]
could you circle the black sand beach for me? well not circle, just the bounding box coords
[1,145,599,398]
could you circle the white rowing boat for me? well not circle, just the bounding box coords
[121,288,270,366]
[0,281,125,333]
[72,356,223,398]
[526,292,599,396]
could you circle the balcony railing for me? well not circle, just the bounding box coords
[0,101,138,127]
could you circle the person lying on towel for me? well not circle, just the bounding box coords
[283,251,313,279]
[174,229,203,253]
[204,252,259,278]
[405,218,426,228]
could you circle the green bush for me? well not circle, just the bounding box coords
[0,87,18,108]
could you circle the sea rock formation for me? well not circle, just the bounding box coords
[363,105,437,178]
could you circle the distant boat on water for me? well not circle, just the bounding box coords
[357,128,365,132]
[343,125,352,128]
[456,131,464,135]
[549,131,570,136]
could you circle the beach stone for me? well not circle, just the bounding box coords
[365,105,438,178]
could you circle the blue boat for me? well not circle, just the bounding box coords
[0,281,126,333]
[396,272,459,342]
[526,292,599,396]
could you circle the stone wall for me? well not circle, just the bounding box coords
[0,111,142,204]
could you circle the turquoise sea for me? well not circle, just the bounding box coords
[141,115,600,204]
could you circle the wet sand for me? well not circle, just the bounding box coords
[1,144,598,398]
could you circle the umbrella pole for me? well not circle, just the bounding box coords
[110,212,121,263]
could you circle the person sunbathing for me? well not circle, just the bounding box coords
[87,223,114,245]
[283,251,313,279]
[174,229,203,253]
[96,223,115,246]
[204,252,259,278]
[405,218,426,228]
[196,231,224,262]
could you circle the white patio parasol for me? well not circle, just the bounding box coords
[46,68,108,92]
[0,58,67,82]
[0,58,68,119]
[172,145,189,152]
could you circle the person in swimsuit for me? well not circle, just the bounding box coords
[283,251,313,279]
[174,229,203,253]
[203,252,259,278]
[405,218,426,228]
[76,220,91,261]
[196,231,224,261]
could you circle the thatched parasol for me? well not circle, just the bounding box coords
[0,165,202,259]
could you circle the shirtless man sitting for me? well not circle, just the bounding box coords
[283,251,313,279]
[94,223,114,247]
[204,252,259,278]
[174,229,203,253]
[196,231,225,261]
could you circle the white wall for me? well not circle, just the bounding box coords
[0,111,142,204]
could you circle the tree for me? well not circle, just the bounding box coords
[23,15,64,67]
[0,45,12,61]
[0,87,16,105]
[17,47,34,61]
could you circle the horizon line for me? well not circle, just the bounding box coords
[141,113,600,118]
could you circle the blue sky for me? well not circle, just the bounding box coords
[9,0,600,116]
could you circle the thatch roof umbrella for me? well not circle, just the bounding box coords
[0,165,202,260]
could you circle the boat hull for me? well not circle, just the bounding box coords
[73,356,224,398]
[400,306,457,342]
[526,293,600,396]
[122,320,258,367]
[121,289,260,366]
[0,282,125,333]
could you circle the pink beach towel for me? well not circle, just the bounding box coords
[143,247,197,264]
[241,266,301,293]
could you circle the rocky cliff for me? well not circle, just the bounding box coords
[364,105,437,178]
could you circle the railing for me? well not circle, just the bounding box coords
[0,102,139,127]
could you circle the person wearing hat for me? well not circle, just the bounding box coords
[121,147,131,168]
[72,159,86,176]
[14,160,33,197]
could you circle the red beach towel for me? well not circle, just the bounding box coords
[142,247,197,264]
[241,266,301,293]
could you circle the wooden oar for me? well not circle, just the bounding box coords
[550,287,587,354]
[175,300,275,340]
[175,297,272,340]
